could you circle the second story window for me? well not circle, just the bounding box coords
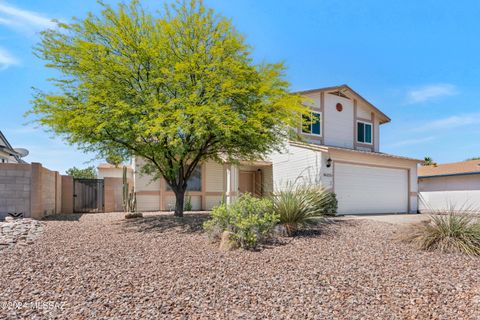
[357,121,372,144]
[302,112,322,136]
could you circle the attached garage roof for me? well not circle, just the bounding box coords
[418,160,480,178]
[289,141,422,162]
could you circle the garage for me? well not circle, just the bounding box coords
[334,162,409,214]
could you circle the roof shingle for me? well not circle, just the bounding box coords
[418,160,480,177]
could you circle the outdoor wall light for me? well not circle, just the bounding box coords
[326,158,332,168]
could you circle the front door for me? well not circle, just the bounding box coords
[238,171,255,195]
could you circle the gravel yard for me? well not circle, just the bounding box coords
[0,212,479,319]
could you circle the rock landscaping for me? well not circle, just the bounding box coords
[0,217,44,249]
[0,212,478,319]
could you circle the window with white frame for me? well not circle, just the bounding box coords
[357,121,372,144]
[302,112,322,136]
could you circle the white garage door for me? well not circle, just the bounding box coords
[335,163,408,214]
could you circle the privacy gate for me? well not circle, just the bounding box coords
[73,179,104,213]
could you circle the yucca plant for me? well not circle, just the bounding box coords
[271,182,337,236]
[401,204,480,256]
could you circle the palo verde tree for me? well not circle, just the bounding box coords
[30,0,306,216]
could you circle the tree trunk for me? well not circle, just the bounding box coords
[173,188,185,217]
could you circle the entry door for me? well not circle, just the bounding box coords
[239,171,255,195]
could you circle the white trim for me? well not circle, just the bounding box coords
[356,120,373,145]
[301,111,322,137]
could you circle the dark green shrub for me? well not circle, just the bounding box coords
[203,193,279,249]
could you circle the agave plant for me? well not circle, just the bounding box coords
[271,182,337,236]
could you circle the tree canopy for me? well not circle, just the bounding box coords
[30,0,306,216]
[65,166,98,179]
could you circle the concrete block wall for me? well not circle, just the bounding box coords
[0,163,31,218]
[0,162,63,219]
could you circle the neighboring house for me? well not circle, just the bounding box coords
[129,84,421,215]
[97,163,133,179]
[0,130,24,163]
[418,160,480,212]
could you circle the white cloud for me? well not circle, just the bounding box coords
[0,2,56,33]
[388,136,436,148]
[0,46,19,69]
[407,84,458,104]
[415,113,480,132]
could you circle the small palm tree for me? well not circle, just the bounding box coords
[423,156,434,166]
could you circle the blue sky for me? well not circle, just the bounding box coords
[1,0,480,173]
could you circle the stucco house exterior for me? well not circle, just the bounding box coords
[418,160,480,212]
[129,84,421,215]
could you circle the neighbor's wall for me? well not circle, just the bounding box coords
[0,162,63,219]
[61,175,73,214]
[0,163,31,219]
[419,175,480,212]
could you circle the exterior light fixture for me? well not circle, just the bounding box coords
[326,158,332,168]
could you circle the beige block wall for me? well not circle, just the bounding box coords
[61,175,73,214]
[0,163,31,218]
[0,162,63,219]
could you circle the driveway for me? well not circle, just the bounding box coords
[338,213,431,225]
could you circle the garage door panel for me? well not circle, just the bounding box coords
[335,163,408,214]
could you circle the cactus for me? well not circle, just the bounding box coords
[122,166,137,213]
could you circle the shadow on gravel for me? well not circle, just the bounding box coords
[292,218,358,238]
[42,214,85,221]
[119,213,209,234]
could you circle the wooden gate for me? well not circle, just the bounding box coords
[73,179,104,213]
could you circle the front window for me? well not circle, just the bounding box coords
[302,112,321,136]
[357,121,372,144]
[166,166,202,191]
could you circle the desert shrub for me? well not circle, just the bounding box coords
[401,212,480,256]
[184,196,193,211]
[272,183,336,236]
[203,193,279,249]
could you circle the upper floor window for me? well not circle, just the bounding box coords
[302,112,322,136]
[357,121,372,144]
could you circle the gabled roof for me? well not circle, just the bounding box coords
[293,84,391,124]
[418,160,480,178]
[290,141,422,162]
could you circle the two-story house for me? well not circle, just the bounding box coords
[131,85,421,214]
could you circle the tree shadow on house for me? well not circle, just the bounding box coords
[118,212,210,235]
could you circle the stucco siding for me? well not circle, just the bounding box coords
[205,161,224,192]
[136,194,160,212]
[324,94,354,149]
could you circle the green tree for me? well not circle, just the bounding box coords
[29,0,306,217]
[422,156,434,166]
[65,166,98,179]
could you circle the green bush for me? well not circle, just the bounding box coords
[203,193,279,249]
[272,183,337,236]
[184,196,193,211]
[401,212,480,256]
